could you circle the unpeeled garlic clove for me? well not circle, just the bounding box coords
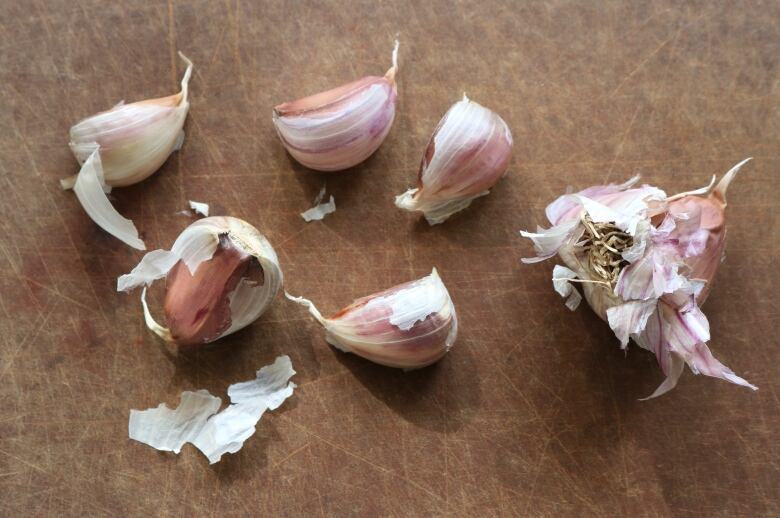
[117,216,282,348]
[63,52,193,189]
[286,268,457,369]
[272,41,399,172]
[395,95,513,225]
[520,160,756,397]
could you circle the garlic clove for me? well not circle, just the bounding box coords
[665,157,751,302]
[164,235,257,346]
[286,268,457,369]
[395,95,513,225]
[118,216,282,347]
[64,52,193,189]
[521,160,756,396]
[272,41,399,172]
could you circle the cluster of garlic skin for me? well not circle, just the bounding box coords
[521,160,757,398]
[62,43,755,395]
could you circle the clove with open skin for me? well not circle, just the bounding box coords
[117,216,282,348]
[520,159,757,398]
[286,269,457,369]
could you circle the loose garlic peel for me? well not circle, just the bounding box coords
[73,149,146,250]
[286,268,457,369]
[62,53,194,249]
[272,40,399,172]
[520,159,757,398]
[395,95,513,225]
[118,216,282,346]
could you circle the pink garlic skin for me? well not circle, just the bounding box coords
[666,194,726,303]
[287,269,457,369]
[327,284,456,369]
[272,49,398,172]
[395,96,513,224]
[417,98,512,199]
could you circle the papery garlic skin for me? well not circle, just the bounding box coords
[63,52,193,189]
[72,149,146,250]
[286,268,457,369]
[272,41,399,172]
[520,159,756,397]
[395,95,513,225]
[117,216,282,347]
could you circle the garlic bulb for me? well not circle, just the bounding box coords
[286,268,457,369]
[395,95,513,224]
[117,216,282,347]
[63,52,193,189]
[272,41,399,172]
[520,159,757,398]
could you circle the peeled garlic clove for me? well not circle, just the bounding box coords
[286,268,457,369]
[117,216,282,347]
[272,41,399,172]
[63,52,193,189]
[395,95,513,225]
[520,160,756,397]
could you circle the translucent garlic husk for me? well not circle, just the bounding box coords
[272,41,399,172]
[286,268,457,369]
[63,52,193,189]
[520,159,756,398]
[395,95,513,224]
[117,216,282,348]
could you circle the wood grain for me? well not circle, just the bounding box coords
[1,1,778,516]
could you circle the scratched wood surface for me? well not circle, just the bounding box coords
[1,1,779,516]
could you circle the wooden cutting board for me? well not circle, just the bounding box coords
[1,1,778,515]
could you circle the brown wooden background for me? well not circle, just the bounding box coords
[1,1,778,516]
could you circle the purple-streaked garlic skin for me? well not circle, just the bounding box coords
[286,269,457,369]
[272,44,399,172]
[327,284,456,369]
[395,96,512,224]
[520,160,756,396]
[665,194,726,303]
[164,236,254,347]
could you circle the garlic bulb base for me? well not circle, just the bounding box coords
[60,175,77,190]
[395,188,490,225]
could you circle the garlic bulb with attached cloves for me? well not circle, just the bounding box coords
[117,216,282,347]
[520,159,757,398]
[286,269,457,369]
[272,41,399,172]
[395,95,513,224]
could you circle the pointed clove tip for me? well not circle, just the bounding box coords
[386,39,401,81]
[714,157,752,205]
[177,51,194,103]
